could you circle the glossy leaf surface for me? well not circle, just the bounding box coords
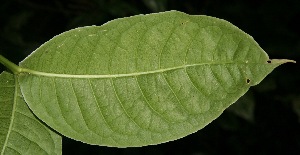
[0,72,61,154]
[17,11,291,147]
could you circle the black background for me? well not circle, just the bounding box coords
[1,0,300,155]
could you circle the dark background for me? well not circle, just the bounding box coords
[1,0,300,154]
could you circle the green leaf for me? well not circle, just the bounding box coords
[15,11,294,147]
[227,91,255,122]
[0,72,61,154]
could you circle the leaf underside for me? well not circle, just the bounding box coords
[16,11,289,147]
[0,72,61,154]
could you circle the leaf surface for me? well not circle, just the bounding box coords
[17,11,292,147]
[0,72,62,154]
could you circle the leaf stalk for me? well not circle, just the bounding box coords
[0,55,22,74]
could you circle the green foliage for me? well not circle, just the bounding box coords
[0,11,295,153]
[0,72,61,155]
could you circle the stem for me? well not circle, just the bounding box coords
[0,55,22,74]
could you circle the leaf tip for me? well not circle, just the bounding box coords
[267,59,296,64]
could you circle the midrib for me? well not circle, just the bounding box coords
[20,62,239,78]
[1,75,18,155]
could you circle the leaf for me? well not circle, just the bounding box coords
[16,11,294,147]
[0,72,61,154]
[227,91,255,122]
[292,96,300,123]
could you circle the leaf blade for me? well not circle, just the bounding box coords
[0,72,62,155]
[17,11,293,147]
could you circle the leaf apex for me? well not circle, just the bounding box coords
[268,59,296,64]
